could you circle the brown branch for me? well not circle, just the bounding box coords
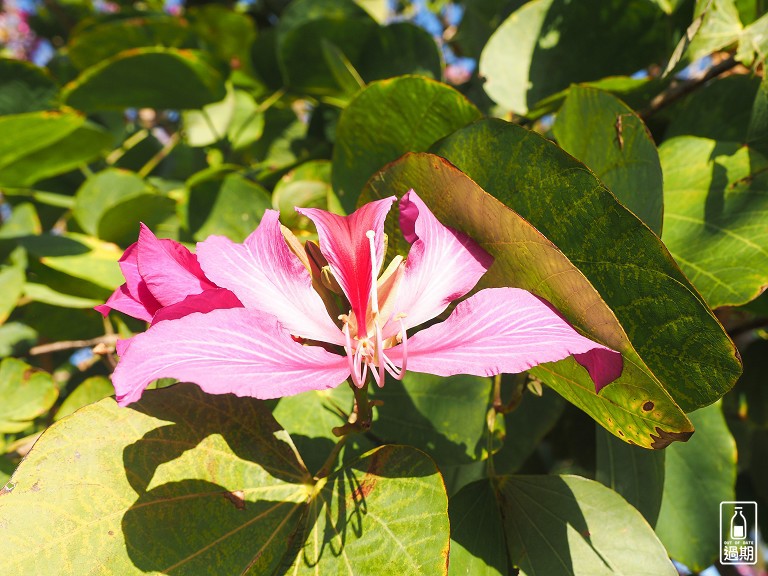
[28,335,120,356]
[639,55,739,120]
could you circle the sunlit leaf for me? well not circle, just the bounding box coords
[0,358,58,434]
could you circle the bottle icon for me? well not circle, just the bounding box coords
[731,506,748,540]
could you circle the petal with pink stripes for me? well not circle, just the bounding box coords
[385,287,622,392]
[389,190,493,332]
[297,197,395,333]
[111,307,351,406]
[196,211,344,345]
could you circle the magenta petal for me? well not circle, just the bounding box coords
[150,288,242,324]
[390,190,493,331]
[111,308,351,406]
[297,197,396,330]
[386,288,622,391]
[196,211,345,345]
[96,284,156,322]
[136,224,215,306]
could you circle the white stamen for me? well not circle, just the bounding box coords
[366,229,386,387]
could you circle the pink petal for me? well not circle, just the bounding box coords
[196,211,345,345]
[385,288,622,392]
[297,197,396,333]
[95,284,156,322]
[136,224,215,306]
[116,337,132,357]
[96,242,161,321]
[150,288,242,324]
[112,308,351,406]
[389,190,493,332]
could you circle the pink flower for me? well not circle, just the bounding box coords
[107,190,622,406]
[95,224,241,337]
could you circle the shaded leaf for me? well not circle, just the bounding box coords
[500,475,676,575]
[479,0,670,114]
[272,160,333,231]
[431,119,740,412]
[0,264,24,325]
[595,426,665,526]
[359,22,443,83]
[62,47,227,111]
[655,402,737,571]
[67,14,191,70]
[0,202,42,239]
[0,58,57,115]
[553,86,664,235]
[276,0,378,95]
[0,384,449,575]
[186,170,271,242]
[332,76,481,212]
[372,372,493,466]
[22,283,103,309]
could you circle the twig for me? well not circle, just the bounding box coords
[137,132,180,178]
[28,334,120,356]
[639,55,739,120]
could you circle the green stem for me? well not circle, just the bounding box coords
[315,434,348,479]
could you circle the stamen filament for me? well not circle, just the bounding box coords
[342,323,362,388]
[366,229,386,387]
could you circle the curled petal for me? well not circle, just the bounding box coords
[385,288,622,393]
[112,308,351,406]
[297,197,396,334]
[96,242,160,321]
[196,211,345,345]
[150,288,242,324]
[389,190,493,332]
[137,224,215,306]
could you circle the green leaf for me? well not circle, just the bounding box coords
[0,111,112,187]
[272,160,333,231]
[227,90,265,151]
[448,479,507,576]
[0,358,58,433]
[664,75,760,142]
[493,386,565,474]
[660,136,768,307]
[67,14,191,70]
[359,22,443,83]
[0,264,24,325]
[500,475,677,575]
[62,47,227,111]
[22,283,103,309]
[450,474,677,575]
[276,0,378,95]
[372,372,493,466]
[431,119,741,412]
[0,202,42,239]
[0,384,449,574]
[271,385,375,474]
[182,85,236,147]
[553,86,664,235]
[364,153,693,448]
[290,445,450,575]
[0,58,57,115]
[98,193,179,246]
[0,322,37,357]
[655,402,737,571]
[479,0,670,114]
[186,171,271,242]
[332,76,481,212]
[73,168,155,236]
[54,376,114,421]
[19,233,124,290]
[188,5,256,74]
[595,426,665,526]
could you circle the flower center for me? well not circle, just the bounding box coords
[340,230,408,388]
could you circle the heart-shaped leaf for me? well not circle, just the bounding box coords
[0,384,449,574]
[62,47,226,111]
[431,119,740,412]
